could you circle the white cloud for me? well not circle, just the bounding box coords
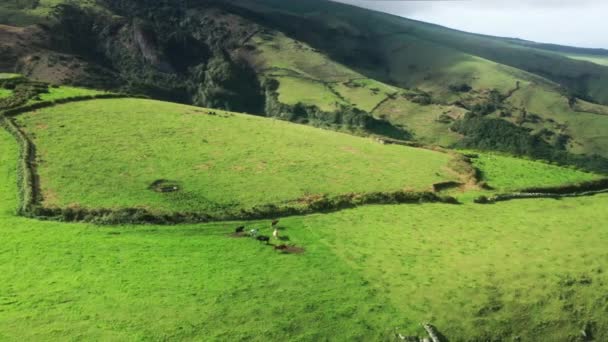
[333,0,608,48]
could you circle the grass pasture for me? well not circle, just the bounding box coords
[2,126,608,340]
[14,98,457,215]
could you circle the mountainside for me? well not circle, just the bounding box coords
[1,0,607,172]
[5,3,608,341]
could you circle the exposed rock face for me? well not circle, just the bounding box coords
[0,3,266,113]
[0,24,48,70]
[132,19,174,73]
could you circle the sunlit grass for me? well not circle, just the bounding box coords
[15,98,456,214]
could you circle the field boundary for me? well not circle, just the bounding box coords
[0,117,39,215]
[476,178,608,203]
[28,191,458,225]
[1,93,138,117]
[0,95,461,225]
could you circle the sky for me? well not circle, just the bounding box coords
[334,1,608,49]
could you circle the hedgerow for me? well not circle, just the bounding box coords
[26,190,457,225]
[476,178,608,204]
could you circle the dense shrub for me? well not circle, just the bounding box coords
[22,190,456,225]
[449,83,472,93]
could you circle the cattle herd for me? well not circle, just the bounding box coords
[235,219,280,245]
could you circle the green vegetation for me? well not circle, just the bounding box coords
[563,53,608,67]
[375,96,465,146]
[27,85,107,104]
[0,88,12,98]
[2,1,608,338]
[14,98,456,215]
[0,0,101,26]
[332,79,397,112]
[2,126,608,340]
[0,73,21,79]
[505,83,608,159]
[274,76,346,112]
[3,0,608,170]
[0,128,403,341]
[452,114,608,174]
[469,152,601,191]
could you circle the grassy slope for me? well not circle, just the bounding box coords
[2,127,608,340]
[252,32,400,114]
[4,0,608,160]
[236,0,608,103]
[274,76,346,112]
[234,0,608,159]
[247,7,608,158]
[505,83,608,158]
[0,0,101,26]
[15,98,456,214]
[563,54,608,67]
[375,97,465,146]
[250,31,467,146]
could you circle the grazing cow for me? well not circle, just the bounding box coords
[256,235,270,244]
[271,219,279,227]
[249,229,259,237]
[273,228,279,239]
[235,226,245,233]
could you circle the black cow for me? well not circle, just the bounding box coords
[235,226,245,233]
[256,235,270,244]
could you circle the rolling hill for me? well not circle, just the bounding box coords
[1,0,608,173]
[2,1,608,341]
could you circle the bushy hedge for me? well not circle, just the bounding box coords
[0,80,50,111]
[476,178,608,204]
[520,178,608,195]
[26,191,458,225]
[0,118,38,215]
[2,93,135,117]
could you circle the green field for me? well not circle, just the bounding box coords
[2,127,608,340]
[506,83,608,158]
[2,1,608,339]
[375,96,465,146]
[275,76,346,112]
[14,98,457,214]
[0,73,21,79]
[27,86,107,104]
[563,53,608,67]
[470,152,601,191]
[332,79,397,112]
[0,0,101,26]
[0,88,12,98]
